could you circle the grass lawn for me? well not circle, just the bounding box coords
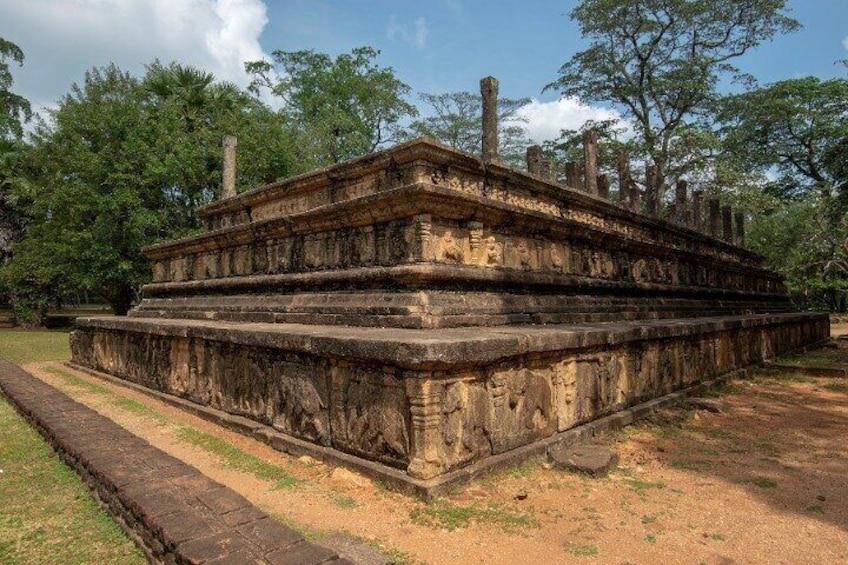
[0,329,145,564]
[0,330,70,364]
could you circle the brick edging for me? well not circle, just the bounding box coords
[0,360,353,565]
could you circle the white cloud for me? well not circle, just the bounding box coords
[514,97,625,143]
[0,0,271,106]
[843,35,848,51]
[387,15,428,50]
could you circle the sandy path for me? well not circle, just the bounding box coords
[26,361,848,565]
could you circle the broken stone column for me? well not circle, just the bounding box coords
[480,77,499,162]
[628,180,641,212]
[692,190,703,231]
[565,161,580,189]
[582,129,598,195]
[734,211,745,247]
[721,205,733,243]
[708,198,720,238]
[526,145,544,176]
[616,151,630,203]
[645,165,658,215]
[541,159,556,182]
[597,174,610,199]
[674,180,687,225]
[222,135,237,199]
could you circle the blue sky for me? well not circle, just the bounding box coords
[0,0,846,142]
[261,0,848,99]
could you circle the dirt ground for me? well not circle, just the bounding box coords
[23,335,848,565]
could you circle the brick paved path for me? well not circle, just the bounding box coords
[0,359,354,565]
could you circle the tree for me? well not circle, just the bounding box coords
[0,37,31,141]
[546,0,799,204]
[3,63,299,318]
[406,91,532,168]
[246,46,417,165]
[717,76,848,312]
[745,193,848,312]
[718,77,848,198]
[0,38,32,312]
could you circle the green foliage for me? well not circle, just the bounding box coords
[0,38,32,308]
[0,37,32,141]
[718,77,848,198]
[2,62,298,316]
[406,91,531,167]
[547,0,799,200]
[746,194,847,311]
[247,46,417,165]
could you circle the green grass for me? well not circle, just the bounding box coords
[645,533,657,543]
[44,366,108,395]
[564,542,599,557]
[409,498,536,531]
[710,532,725,541]
[0,329,70,364]
[175,427,300,489]
[623,478,666,492]
[806,504,825,515]
[746,476,778,489]
[641,514,657,524]
[823,381,848,393]
[333,494,358,509]
[0,397,145,565]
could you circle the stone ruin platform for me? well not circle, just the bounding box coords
[70,138,829,489]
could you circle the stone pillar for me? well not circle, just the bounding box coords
[734,211,745,246]
[541,159,556,181]
[674,180,687,225]
[526,145,543,176]
[616,151,629,203]
[708,198,720,237]
[645,165,658,215]
[222,135,237,199]
[692,190,703,230]
[582,129,598,195]
[597,174,610,199]
[405,377,444,480]
[480,76,499,162]
[414,214,432,261]
[565,161,580,189]
[628,180,641,212]
[468,221,484,263]
[721,205,733,243]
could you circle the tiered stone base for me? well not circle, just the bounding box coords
[71,313,828,484]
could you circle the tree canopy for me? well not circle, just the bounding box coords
[2,62,299,320]
[246,46,417,166]
[407,91,531,167]
[718,77,848,198]
[546,0,800,199]
[0,37,31,141]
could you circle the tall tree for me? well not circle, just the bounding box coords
[717,76,848,311]
[546,0,799,203]
[4,63,298,319]
[406,91,531,167]
[246,46,418,165]
[0,38,32,309]
[0,37,31,141]
[718,77,848,198]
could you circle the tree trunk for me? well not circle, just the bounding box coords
[110,283,135,316]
